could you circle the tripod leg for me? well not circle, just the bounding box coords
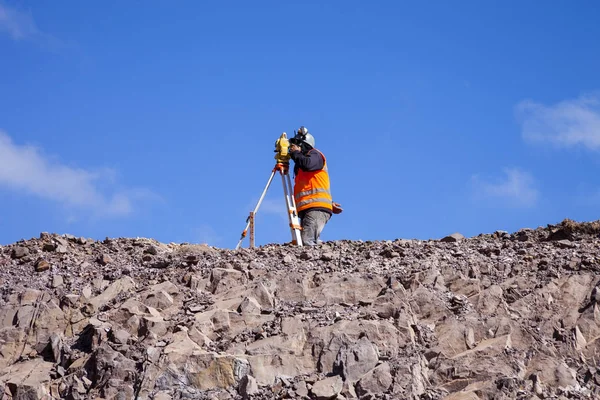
[235,170,277,250]
[281,172,303,246]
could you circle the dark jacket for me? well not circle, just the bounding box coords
[290,147,332,218]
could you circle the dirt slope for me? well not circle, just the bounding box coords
[1,219,600,399]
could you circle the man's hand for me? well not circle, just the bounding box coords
[290,144,301,153]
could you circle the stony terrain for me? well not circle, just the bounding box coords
[1,219,600,399]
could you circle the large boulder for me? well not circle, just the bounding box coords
[0,359,54,399]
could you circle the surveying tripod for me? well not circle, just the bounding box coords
[235,133,303,250]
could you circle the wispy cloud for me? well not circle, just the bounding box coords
[0,1,40,40]
[471,168,538,207]
[0,130,157,217]
[0,1,63,49]
[517,93,600,150]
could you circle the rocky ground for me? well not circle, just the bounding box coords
[1,219,600,399]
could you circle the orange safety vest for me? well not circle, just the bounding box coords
[294,149,333,213]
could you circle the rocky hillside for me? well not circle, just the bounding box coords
[1,219,600,399]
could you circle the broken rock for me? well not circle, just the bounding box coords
[52,275,64,288]
[86,276,136,312]
[311,375,343,400]
[3,359,54,399]
[142,289,174,311]
[334,336,379,382]
[209,268,248,294]
[0,219,600,398]
[441,233,465,242]
[238,296,262,314]
[141,316,168,337]
[356,362,393,397]
[98,253,113,265]
[110,329,131,345]
[11,246,29,259]
[251,282,275,309]
[238,374,259,398]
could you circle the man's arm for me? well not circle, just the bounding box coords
[290,149,324,171]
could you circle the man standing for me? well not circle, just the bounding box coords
[289,126,340,246]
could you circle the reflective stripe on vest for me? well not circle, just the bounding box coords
[296,197,333,209]
[294,149,333,212]
[296,187,330,199]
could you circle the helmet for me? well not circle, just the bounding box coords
[296,126,315,148]
[304,133,315,148]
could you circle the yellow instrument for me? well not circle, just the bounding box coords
[274,132,291,163]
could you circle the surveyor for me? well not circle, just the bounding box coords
[289,126,341,245]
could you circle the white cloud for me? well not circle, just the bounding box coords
[471,168,538,207]
[517,93,600,150]
[0,130,155,216]
[0,2,39,40]
[0,1,64,50]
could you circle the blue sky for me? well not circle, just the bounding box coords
[1,1,600,247]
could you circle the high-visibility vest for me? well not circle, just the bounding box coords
[294,149,333,213]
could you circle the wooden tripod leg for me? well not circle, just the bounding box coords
[249,211,255,248]
[235,169,277,250]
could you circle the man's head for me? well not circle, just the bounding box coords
[294,126,315,150]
